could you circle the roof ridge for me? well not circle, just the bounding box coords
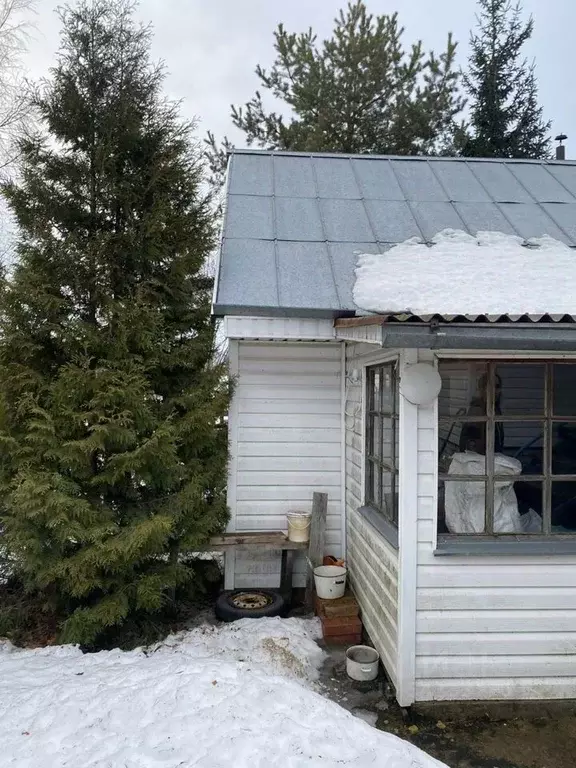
[229,148,576,166]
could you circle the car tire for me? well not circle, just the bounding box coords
[215,589,286,622]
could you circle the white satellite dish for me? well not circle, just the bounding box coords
[400,363,442,405]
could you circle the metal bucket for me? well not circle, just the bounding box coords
[346,645,380,681]
[313,565,347,599]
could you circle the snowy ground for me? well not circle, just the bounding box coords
[0,616,446,767]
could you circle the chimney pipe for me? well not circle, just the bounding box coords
[555,134,568,160]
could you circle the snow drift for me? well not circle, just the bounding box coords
[353,229,576,317]
[0,616,446,767]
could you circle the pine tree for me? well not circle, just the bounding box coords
[0,0,229,645]
[462,0,550,158]
[206,1,465,188]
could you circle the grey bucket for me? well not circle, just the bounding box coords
[345,645,380,681]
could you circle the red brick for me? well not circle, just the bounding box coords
[325,632,362,646]
[315,594,359,619]
[321,616,362,637]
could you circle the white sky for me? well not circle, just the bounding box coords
[22,0,575,153]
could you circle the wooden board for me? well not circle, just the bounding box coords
[202,531,308,550]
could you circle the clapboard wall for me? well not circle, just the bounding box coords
[415,348,576,701]
[344,342,400,687]
[228,341,344,588]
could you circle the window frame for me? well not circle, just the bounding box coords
[438,358,576,538]
[365,360,399,527]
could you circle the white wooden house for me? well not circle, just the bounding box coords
[213,149,576,705]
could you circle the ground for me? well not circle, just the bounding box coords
[319,645,576,768]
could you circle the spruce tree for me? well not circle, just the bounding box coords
[0,0,229,644]
[462,0,550,158]
[206,1,465,188]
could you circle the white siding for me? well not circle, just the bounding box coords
[415,347,576,702]
[229,341,343,588]
[345,343,400,688]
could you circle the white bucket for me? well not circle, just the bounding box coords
[346,645,380,682]
[313,565,347,599]
[287,511,311,543]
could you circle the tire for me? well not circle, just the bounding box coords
[215,589,286,622]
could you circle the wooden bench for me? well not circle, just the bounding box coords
[200,492,328,603]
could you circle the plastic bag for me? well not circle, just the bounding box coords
[445,452,524,533]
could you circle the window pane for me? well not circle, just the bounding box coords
[381,364,395,413]
[552,423,576,475]
[381,416,394,465]
[438,361,488,419]
[496,363,545,416]
[441,479,486,533]
[458,420,488,455]
[552,481,576,531]
[496,422,544,475]
[367,460,380,507]
[553,364,576,417]
[514,481,543,533]
[368,368,380,411]
[369,414,380,459]
[382,472,397,524]
[439,437,486,475]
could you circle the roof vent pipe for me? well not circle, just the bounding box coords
[555,134,568,160]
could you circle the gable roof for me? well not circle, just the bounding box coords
[213,149,576,318]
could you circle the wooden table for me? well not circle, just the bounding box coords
[201,492,328,603]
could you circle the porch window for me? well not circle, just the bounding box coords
[438,360,576,536]
[365,362,398,526]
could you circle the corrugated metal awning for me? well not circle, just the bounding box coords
[334,315,576,350]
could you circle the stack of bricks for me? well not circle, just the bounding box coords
[315,593,362,645]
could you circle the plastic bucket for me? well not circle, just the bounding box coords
[313,565,347,599]
[287,511,311,543]
[346,645,380,682]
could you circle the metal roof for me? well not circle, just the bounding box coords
[213,149,576,318]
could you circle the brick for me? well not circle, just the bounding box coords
[321,616,362,637]
[325,632,362,646]
[315,594,359,619]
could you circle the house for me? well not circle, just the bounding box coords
[213,148,576,706]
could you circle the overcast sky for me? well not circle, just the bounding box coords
[22,0,576,151]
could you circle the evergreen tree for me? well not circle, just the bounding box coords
[462,0,550,158]
[0,0,229,645]
[206,1,465,188]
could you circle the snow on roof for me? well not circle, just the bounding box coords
[353,230,576,317]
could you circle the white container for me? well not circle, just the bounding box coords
[313,565,347,599]
[287,511,311,542]
[346,645,380,682]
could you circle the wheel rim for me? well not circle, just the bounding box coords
[230,591,273,610]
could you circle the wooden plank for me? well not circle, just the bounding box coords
[306,492,328,608]
[416,631,576,656]
[415,677,576,702]
[416,654,576,679]
[279,549,295,598]
[334,316,387,328]
[397,348,420,707]
[418,563,576,587]
[204,531,307,550]
[417,609,576,633]
[418,586,576,611]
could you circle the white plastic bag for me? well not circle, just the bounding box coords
[445,452,524,533]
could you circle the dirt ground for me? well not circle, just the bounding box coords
[318,645,576,768]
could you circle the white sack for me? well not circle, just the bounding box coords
[445,452,524,533]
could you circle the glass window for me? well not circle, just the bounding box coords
[366,361,398,526]
[438,360,576,537]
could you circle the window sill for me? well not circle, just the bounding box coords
[357,506,399,549]
[435,535,576,556]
